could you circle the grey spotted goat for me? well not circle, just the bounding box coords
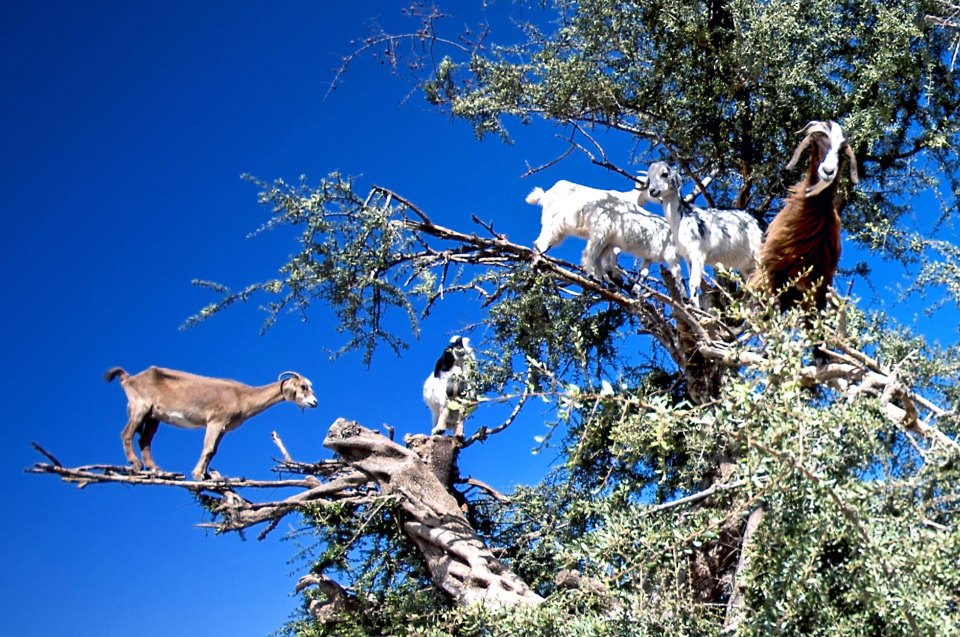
[646,162,763,307]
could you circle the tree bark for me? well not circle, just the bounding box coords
[325,418,543,608]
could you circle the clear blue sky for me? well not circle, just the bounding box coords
[1,2,956,636]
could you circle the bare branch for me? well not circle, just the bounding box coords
[520,142,577,178]
[459,476,511,503]
[30,442,62,468]
[641,478,754,517]
[464,391,531,448]
[26,460,336,491]
[271,430,293,463]
[326,7,474,100]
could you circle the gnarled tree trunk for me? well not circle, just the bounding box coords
[324,418,543,608]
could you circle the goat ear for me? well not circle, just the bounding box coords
[669,169,682,190]
[786,136,812,170]
[787,121,832,170]
[844,144,860,184]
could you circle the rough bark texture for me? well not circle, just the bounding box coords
[325,418,543,608]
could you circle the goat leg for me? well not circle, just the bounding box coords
[120,411,148,472]
[137,417,162,472]
[193,422,227,481]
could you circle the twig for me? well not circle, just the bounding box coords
[30,442,62,468]
[464,392,531,448]
[922,518,951,532]
[566,124,640,184]
[371,184,432,224]
[641,478,753,516]
[520,143,576,178]
[272,431,293,463]
[471,214,505,240]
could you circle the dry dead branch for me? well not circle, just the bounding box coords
[29,416,543,609]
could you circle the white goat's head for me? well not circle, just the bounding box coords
[786,120,860,196]
[644,161,683,200]
[278,371,318,410]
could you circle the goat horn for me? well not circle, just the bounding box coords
[796,120,830,136]
[278,371,300,382]
[844,144,860,184]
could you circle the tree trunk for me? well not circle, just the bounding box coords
[324,418,543,608]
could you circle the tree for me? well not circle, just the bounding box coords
[32,1,960,635]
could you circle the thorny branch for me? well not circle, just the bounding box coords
[325,5,486,100]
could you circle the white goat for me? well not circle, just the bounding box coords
[583,206,683,286]
[645,162,763,307]
[423,336,476,437]
[105,366,318,480]
[526,177,680,284]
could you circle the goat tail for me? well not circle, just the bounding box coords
[525,187,544,206]
[103,367,128,383]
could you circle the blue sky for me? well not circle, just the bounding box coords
[2,2,957,636]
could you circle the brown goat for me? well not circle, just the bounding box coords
[105,366,317,480]
[750,120,859,312]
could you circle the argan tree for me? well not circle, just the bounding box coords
[33,1,960,635]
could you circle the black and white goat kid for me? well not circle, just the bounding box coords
[646,162,763,308]
[423,336,477,436]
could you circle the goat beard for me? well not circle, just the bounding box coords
[805,177,834,196]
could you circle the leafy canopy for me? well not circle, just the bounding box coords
[185,1,960,636]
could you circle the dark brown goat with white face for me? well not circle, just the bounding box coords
[105,366,317,480]
[750,120,859,312]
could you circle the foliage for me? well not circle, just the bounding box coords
[186,1,960,636]
[425,0,960,263]
[185,173,424,365]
